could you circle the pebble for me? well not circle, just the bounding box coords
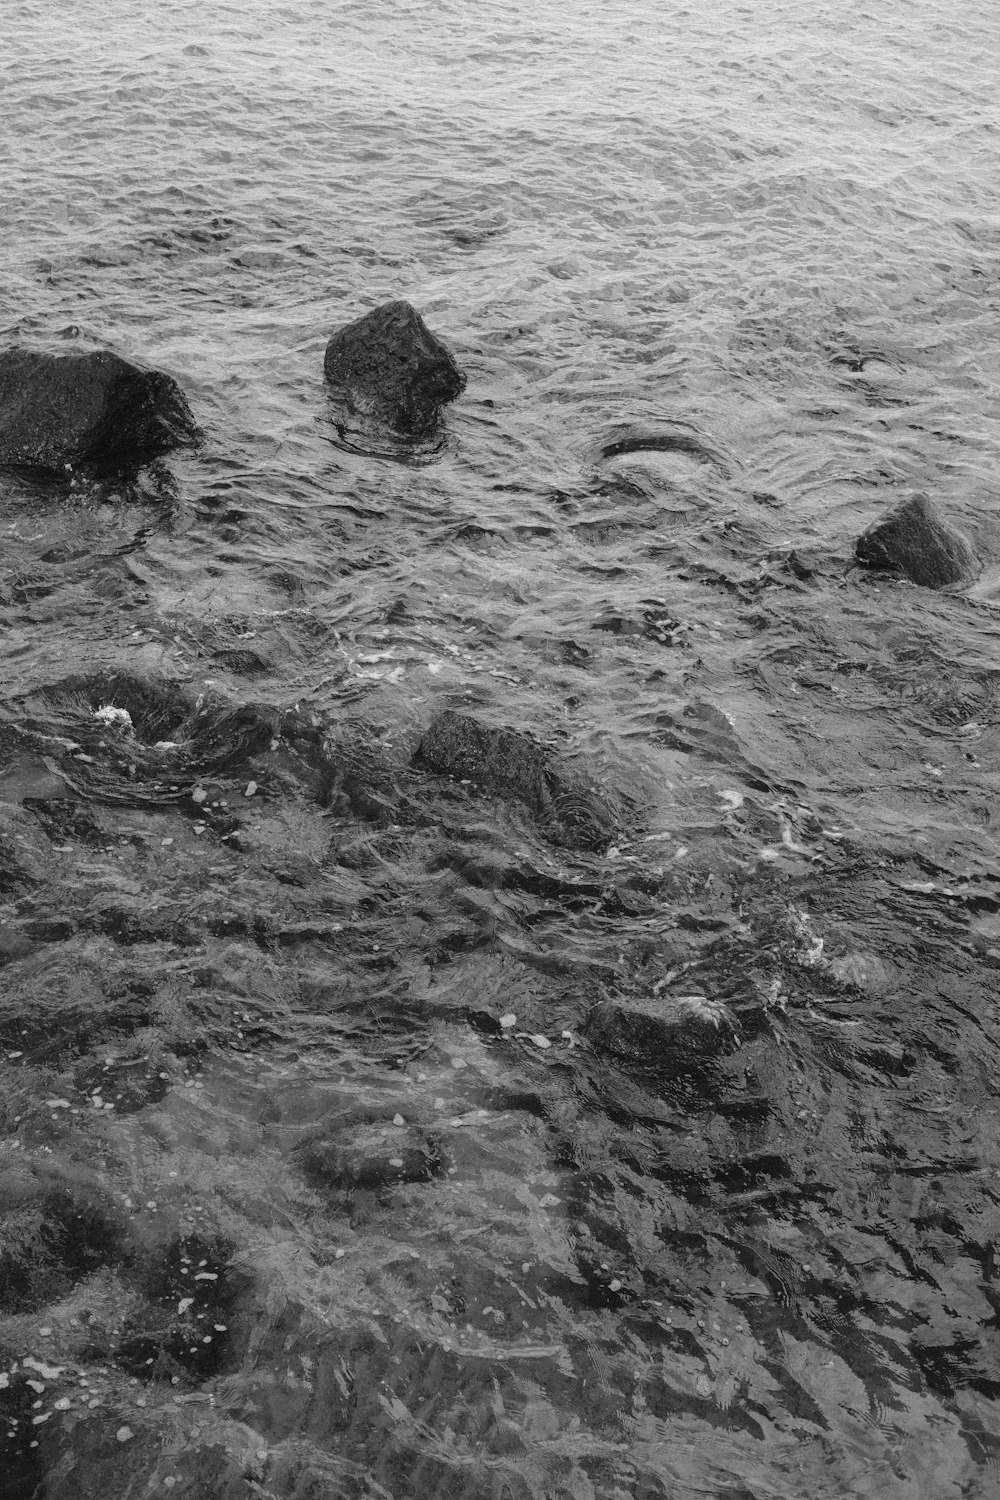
[116,1425,134,1443]
[244,781,258,797]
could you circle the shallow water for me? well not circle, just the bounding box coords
[3,1,1000,1496]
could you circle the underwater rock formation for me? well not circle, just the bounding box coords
[414,708,617,851]
[323,300,466,441]
[0,348,200,470]
[300,1122,444,1189]
[586,993,740,1070]
[855,493,979,588]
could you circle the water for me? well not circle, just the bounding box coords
[3,1,1000,1496]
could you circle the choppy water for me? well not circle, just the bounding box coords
[3,1,1000,1496]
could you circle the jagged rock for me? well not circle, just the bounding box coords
[323,300,465,438]
[414,709,617,851]
[855,494,979,589]
[0,348,200,470]
[586,993,740,1070]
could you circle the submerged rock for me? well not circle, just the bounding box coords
[586,993,740,1070]
[323,300,466,440]
[301,1122,443,1189]
[855,493,979,589]
[0,348,200,470]
[414,709,618,851]
[416,710,552,809]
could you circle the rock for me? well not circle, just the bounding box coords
[855,494,979,589]
[415,710,552,809]
[591,600,685,645]
[0,348,199,471]
[323,301,465,438]
[301,1123,443,1189]
[414,709,617,851]
[586,994,740,1070]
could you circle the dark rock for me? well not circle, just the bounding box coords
[0,1178,126,1313]
[855,494,979,589]
[415,709,619,851]
[416,710,552,808]
[586,994,740,1069]
[323,300,466,438]
[116,1231,243,1385]
[0,968,156,1060]
[301,1122,444,1189]
[0,348,200,471]
[592,600,685,645]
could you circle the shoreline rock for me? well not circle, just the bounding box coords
[0,348,200,471]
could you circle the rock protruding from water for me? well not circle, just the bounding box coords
[0,348,200,471]
[414,709,618,851]
[855,494,979,589]
[586,994,740,1070]
[323,300,466,444]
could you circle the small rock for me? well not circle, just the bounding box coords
[116,1425,134,1443]
[855,493,979,589]
[324,300,466,439]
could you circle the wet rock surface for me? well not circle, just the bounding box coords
[855,492,980,588]
[415,708,621,850]
[585,992,741,1070]
[323,300,466,452]
[0,349,200,472]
